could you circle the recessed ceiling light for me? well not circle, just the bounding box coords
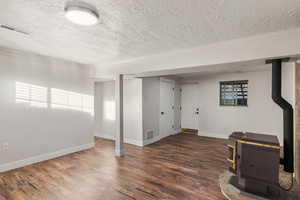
[65,1,99,26]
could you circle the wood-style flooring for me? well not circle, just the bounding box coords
[0,133,228,200]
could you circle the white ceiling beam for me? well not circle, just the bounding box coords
[95,28,300,79]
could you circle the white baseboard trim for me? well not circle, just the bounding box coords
[125,138,143,147]
[0,143,95,173]
[143,130,183,146]
[95,133,114,140]
[198,131,229,139]
[95,133,143,147]
[143,134,166,146]
[143,136,160,146]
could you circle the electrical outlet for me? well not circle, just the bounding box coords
[3,142,8,151]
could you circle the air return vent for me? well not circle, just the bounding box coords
[0,24,29,35]
[145,130,154,140]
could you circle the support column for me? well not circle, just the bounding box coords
[295,63,300,183]
[115,74,124,156]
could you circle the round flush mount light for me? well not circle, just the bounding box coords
[65,1,99,26]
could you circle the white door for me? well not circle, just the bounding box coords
[159,79,175,138]
[181,83,199,130]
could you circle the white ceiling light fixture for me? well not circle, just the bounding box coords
[65,1,99,26]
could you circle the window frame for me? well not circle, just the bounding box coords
[219,80,248,107]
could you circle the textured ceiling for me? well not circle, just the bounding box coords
[0,0,300,67]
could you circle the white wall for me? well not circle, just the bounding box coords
[123,79,143,145]
[95,81,115,137]
[174,81,181,132]
[142,77,181,145]
[0,47,94,172]
[184,63,295,144]
[142,78,161,145]
[94,78,143,146]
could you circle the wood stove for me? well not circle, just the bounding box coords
[224,58,295,198]
[227,132,281,197]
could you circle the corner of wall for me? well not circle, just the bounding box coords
[95,134,144,147]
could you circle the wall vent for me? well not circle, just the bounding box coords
[145,130,154,140]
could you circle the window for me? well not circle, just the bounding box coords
[104,100,115,120]
[220,80,248,106]
[16,82,48,108]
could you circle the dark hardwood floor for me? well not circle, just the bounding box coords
[0,133,228,200]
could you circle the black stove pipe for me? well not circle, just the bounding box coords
[267,58,294,173]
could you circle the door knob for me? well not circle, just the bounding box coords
[161,112,164,115]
